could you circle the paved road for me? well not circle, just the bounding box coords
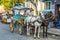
[0,22,56,40]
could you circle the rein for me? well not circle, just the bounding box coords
[29,16,42,23]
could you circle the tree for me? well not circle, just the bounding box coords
[19,0,26,5]
[4,0,11,10]
[19,0,26,3]
[30,0,38,15]
[10,0,26,6]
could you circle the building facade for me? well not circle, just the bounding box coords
[25,0,44,15]
[43,0,55,16]
[56,0,60,20]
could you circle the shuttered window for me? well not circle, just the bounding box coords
[44,1,51,9]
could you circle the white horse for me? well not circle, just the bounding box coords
[24,15,42,38]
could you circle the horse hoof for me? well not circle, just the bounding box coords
[34,37,36,39]
[27,34,30,36]
[10,31,14,33]
[19,33,22,35]
[37,37,40,39]
[18,32,22,35]
[27,35,30,36]
[27,33,30,36]
[10,28,14,33]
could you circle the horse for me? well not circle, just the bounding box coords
[24,15,42,38]
[9,14,25,35]
[42,11,54,37]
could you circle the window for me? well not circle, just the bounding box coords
[45,1,51,9]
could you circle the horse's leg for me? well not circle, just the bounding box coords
[42,22,45,38]
[34,25,37,38]
[18,24,22,35]
[45,25,48,37]
[28,26,30,35]
[44,24,48,38]
[27,23,30,36]
[43,25,45,38]
[38,26,40,38]
[10,22,14,32]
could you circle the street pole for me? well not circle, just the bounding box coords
[54,0,56,16]
[54,0,56,28]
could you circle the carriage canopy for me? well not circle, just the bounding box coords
[12,6,33,21]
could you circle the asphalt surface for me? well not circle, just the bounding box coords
[0,22,57,40]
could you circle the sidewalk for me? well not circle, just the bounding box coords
[48,28,60,36]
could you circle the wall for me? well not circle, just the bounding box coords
[25,0,44,15]
[56,0,60,4]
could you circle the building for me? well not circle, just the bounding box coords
[43,0,55,16]
[25,0,44,15]
[56,0,60,20]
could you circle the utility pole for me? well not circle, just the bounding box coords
[54,0,56,16]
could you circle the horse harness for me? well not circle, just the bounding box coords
[29,16,42,26]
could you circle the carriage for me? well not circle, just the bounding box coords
[9,6,53,38]
[9,6,33,35]
[9,6,43,38]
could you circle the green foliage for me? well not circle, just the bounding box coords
[19,0,25,3]
[0,0,26,10]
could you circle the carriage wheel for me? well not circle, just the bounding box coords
[10,22,14,33]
